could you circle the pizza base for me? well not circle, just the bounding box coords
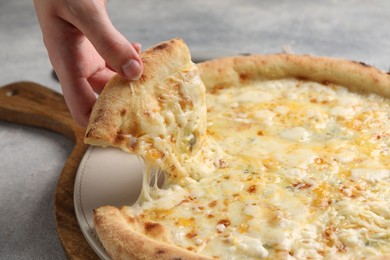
[94,206,210,260]
[87,40,390,260]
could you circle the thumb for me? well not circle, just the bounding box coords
[65,1,143,80]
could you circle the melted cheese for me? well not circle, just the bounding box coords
[130,64,220,184]
[130,79,390,259]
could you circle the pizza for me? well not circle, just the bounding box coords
[84,38,390,259]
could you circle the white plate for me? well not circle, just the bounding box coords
[74,146,144,259]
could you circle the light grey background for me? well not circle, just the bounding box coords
[1,0,389,259]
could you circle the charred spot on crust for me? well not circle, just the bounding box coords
[145,221,159,229]
[85,129,93,138]
[120,108,127,116]
[155,249,166,256]
[144,221,164,236]
[296,75,309,81]
[356,61,371,67]
[239,73,251,82]
[153,42,169,51]
[114,134,125,143]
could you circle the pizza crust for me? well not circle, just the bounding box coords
[94,206,211,260]
[197,54,390,98]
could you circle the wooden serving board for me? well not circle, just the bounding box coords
[0,82,98,259]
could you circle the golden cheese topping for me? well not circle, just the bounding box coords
[128,79,390,259]
[132,64,216,183]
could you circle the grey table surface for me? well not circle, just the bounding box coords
[1,0,389,259]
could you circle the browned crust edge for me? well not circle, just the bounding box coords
[94,206,211,260]
[197,54,390,99]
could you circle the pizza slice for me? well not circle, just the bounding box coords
[85,38,390,259]
[85,38,218,186]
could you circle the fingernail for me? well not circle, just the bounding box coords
[122,59,142,80]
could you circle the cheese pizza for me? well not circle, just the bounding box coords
[85,39,390,259]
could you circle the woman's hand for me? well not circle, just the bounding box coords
[34,0,143,126]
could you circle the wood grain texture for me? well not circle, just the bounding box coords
[0,82,98,259]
